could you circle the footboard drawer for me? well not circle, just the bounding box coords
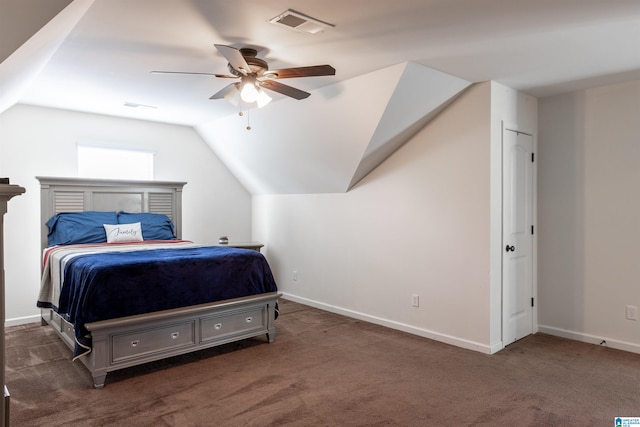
[111,321,196,364]
[48,310,76,349]
[200,307,266,343]
[61,318,75,344]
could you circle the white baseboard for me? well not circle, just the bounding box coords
[6,314,41,327]
[280,292,496,354]
[14,302,637,356]
[538,324,640,355]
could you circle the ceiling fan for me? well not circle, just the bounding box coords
[152,44,336,108]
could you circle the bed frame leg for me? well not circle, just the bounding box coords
[267,328,276,343]
[266,301,278,343]
[40,309,51,326]
[92,374,106,389]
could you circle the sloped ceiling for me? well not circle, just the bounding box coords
[197,62,470,194]
[3,1,640,195]
[0,0,73,63]
[0,0,92,113]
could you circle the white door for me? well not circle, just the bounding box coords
[502,128,534,345]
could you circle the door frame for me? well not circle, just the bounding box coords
[501,122,538,346]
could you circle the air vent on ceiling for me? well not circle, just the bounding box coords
[123,102,157,109]
[268,9,334,34]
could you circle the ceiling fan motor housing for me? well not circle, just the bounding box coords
[228,48,269,76]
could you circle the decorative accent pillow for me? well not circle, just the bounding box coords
[103,222,144,243]
[46,211,118,246]
[117,212,176,240]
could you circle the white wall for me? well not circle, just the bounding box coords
[253,82,495,352]
[538,80,640,353]
[253,81,537,354]
[0,104,252,324]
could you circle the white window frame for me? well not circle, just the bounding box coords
[77,142,155,180]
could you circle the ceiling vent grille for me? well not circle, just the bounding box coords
[268,9,334,34]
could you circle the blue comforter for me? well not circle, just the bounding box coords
[54,245,278,357]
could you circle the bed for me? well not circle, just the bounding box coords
[36,177,280,388]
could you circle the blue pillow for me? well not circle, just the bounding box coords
[117,212,176,240]
[46,211,118,246]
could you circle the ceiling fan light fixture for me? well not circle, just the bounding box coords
[224,85,241,106]
[240,80,259,103]
[256,89,272,108]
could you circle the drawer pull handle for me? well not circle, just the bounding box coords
[245,317,253,323]
[171,332,179,339]
[130,340,140,347]
[214,323,222,330]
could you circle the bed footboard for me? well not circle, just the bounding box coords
[42,292,280,388]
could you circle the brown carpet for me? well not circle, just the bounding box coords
[5,299,640,426]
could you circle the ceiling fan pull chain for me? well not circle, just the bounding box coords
[246,107,251,131]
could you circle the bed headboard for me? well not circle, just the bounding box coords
[37,177,187,250]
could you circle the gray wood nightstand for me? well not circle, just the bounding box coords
[221,242,264,252]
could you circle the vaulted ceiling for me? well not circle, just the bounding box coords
[2,0,640,193]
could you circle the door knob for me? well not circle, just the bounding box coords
[505,245,515,252]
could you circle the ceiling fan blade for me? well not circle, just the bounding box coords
[209,83,238,100]
[214,44,251,75]
[151,71,237,78]
[259,80,310,100]
[265,65,336,79]
[152,71,212,76]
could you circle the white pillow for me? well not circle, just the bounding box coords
[103,222,143,243]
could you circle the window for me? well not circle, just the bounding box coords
[78,143,154,180]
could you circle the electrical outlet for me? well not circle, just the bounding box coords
[625,305,638,321]
[411,294,419,307]
[292,270,297,281]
